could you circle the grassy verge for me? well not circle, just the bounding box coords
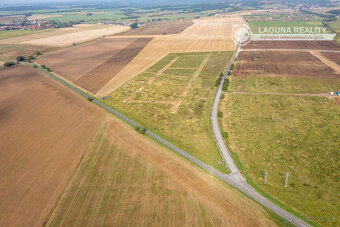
[104,51,233,173]
[220,93,339,226]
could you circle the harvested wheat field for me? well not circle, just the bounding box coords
[242,40,340,50]
[0,65,105,226]
[234,50,339,77]
[22,25,129,46]
[0,25,129,47]
[47,116,275,226]
[37,37,152,94]
[97,15,244,96]
[117,20,193,35]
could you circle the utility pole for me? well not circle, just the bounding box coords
[264,170,268,184]
[285,173,289,187]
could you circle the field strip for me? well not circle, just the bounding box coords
[310,51,340,74]
[96,16,244,96]
[21,26,130,47]
[230,91,332,97]
[31,63,310,227]
[240,48,340,53]
[170,54,211,113]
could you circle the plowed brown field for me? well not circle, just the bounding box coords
[37,37,152,94]
[321,52,340,65]
[242,40,340,50]
[96,15,244,96]
[234,50,339,77]
[0,65,105,226]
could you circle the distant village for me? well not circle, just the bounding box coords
[0,20,55,31]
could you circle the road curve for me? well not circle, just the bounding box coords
[31,61,310,226]
[210,45,311,227]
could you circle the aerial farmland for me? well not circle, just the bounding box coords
[0,0,339,226]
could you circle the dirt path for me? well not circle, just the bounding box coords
[170,54,211,113]
[310,51,340,74]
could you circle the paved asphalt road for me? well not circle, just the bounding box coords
[210,45,310,227]
[30,55,311,226]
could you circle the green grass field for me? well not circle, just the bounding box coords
[0,29,51,40]
[104,51,233,173]
[220,93,339,226]
[229,75,340,94]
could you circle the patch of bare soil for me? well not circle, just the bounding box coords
[0,65,104,226]
[75,38,152,93]
[242,41,340,50]
[321,52,340,65]
[234,50,338,77]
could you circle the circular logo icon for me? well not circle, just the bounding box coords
[232,24,252,46]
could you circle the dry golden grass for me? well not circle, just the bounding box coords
[96,15,245,96]
[47,116,276,226]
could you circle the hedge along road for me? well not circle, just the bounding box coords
[28,58,310,227]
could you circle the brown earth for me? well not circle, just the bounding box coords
[242,41,340,50]
[117,20,193,35]
[75,38,152,93]
[37,37,152,94]
[321,52,340,65]
[234,50,338,77]
[0,65,105,226]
